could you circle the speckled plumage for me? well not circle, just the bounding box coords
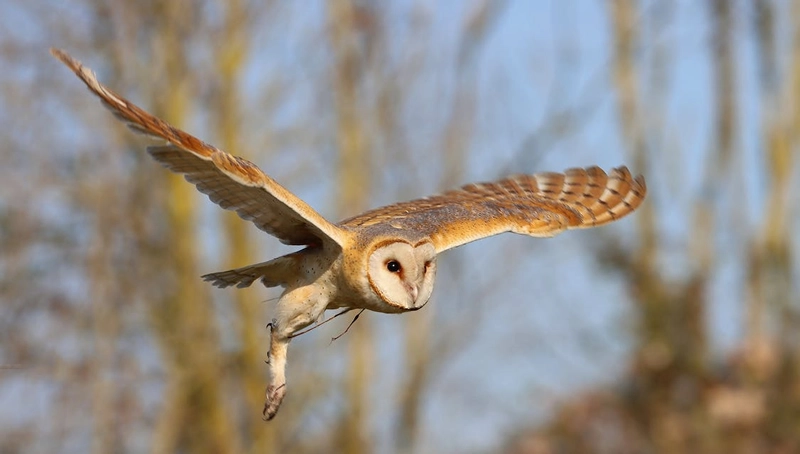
[52,49,647,420]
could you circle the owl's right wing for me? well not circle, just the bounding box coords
[52,49,345,248]
[341,166,646,254]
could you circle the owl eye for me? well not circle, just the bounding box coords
[386,260,402,273]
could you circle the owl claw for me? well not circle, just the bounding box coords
[262,383,287,421]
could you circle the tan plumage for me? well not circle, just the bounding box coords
[50,48,343,249]
[341,166,645,253]
[52,49,647,420]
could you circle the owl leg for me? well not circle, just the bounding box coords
[262,295,325,420]
[263,322,290,420]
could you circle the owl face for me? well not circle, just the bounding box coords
[366,240,436,313]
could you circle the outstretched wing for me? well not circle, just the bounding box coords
[51,48,345,248]
[341,166,646,253]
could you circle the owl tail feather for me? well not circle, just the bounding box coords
[202,253,299,289]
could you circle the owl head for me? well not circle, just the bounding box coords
[365,240,437,313]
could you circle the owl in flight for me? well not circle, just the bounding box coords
[52,49,646,420]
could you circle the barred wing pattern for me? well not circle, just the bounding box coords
[342,166,646,253]
[51,49,344,248]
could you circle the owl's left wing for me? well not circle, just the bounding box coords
[341,166,646,253]
[51,49,345,248]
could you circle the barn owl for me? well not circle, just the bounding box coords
[52,49,647,420]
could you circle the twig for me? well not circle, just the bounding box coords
[287,308,355,339]
[330,309,365,343]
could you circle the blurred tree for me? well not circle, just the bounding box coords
[328,0,374,452]
[126,3,238,453]
[208,1,281,452]
[503,1,800,452]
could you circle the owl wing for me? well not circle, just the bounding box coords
[51,49,345,248]
[341,166,646,253]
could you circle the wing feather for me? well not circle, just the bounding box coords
[52,48,344,247]
[341,166,646,253]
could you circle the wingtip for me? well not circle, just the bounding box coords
[611,165,631,178]
[200,273,230,289]
[613,165,647,193]
[634,174,647,195]
[50,48,98,86]
[50,47,77,69]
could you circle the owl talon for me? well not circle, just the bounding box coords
[262,383,287,421]
[265,346,274,365]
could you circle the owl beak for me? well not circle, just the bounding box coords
[408,284,419,303]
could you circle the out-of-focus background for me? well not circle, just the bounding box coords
[1,1,799,453]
